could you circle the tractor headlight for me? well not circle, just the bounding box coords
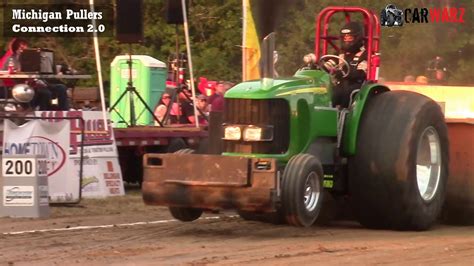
[243,125,274,142]
[223,124,274,141]
[243,126,261,141]
[223,125,241,140]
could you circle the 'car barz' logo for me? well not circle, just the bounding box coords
[381,4,465,27]
[381,4,404,26]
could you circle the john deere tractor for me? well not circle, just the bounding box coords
[142,7,448,230]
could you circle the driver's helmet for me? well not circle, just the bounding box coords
[340,21,364,53]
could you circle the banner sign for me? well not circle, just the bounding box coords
[35,111,125,198]
[73,157,124,197]
[37,110,116,157]
[2,119,74,202]
[1,111,124,202]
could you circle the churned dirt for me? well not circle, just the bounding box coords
[0,188,473,266]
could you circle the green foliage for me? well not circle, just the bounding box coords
[0,0,471,86]
[273,0,473,84]
[189,0,242,82]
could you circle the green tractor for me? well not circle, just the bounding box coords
[142,7,448,230]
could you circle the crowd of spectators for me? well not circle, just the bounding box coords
[397,56,448,85]
[154,80,233,126]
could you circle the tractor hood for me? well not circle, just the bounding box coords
[229,31,330,100]
[225,69,331,100]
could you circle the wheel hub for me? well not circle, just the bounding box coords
[304,172,320,212]
[416,126,441,202]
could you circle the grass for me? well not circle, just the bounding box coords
[50,185,162,218]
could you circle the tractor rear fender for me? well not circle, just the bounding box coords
[342,84,390,156]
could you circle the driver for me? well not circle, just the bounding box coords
[323,21,368,108]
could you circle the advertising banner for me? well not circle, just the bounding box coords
[1,111,125,202]
[2,119,74,202]
[74,157,124,197]
[36,111,124,198]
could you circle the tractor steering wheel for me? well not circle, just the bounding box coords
[318,55,351,78]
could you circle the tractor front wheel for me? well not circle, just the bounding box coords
[168,148,203,222]
[281,154,324,227]
[169,207,203,222]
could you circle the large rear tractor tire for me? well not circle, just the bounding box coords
[168,148,203,222]
[314,191,342,225]
[282,154,324,227]
[349,91,449,230]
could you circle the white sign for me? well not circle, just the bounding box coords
[2,158,35,177]
[35,111,125,198]
[3,120,72,203]
[1,112,125,200]
[1,157,47,177]
[76,157,125,198]
[36,111,118,158]
[3,186,34,206]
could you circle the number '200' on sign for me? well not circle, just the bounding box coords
[1,158,47,177]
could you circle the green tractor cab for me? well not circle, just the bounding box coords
[142,7,448,230]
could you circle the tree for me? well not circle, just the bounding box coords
[0,0,472,87]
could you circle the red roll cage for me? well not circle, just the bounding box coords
[315,7,381,81]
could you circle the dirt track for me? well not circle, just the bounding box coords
[1,192,473,265]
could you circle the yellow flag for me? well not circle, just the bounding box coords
[242,0,260,81]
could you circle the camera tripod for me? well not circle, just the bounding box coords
[161,83,208,125]
[109,47,163,127]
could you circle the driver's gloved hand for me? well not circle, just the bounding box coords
[303,53,317,65]
[323,59,338,72]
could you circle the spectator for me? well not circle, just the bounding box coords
[416,75,428,84]
[0,38,27,91]
[0,38,27,72]
[154,92,180,125]
[426,56,447,84]
[0,38,69,110]
[208,81,232,112]
[196,94,209,125]
[404,75,416,83]
[177,87,196,124]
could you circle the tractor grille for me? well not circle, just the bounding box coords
[224,98,290,154]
